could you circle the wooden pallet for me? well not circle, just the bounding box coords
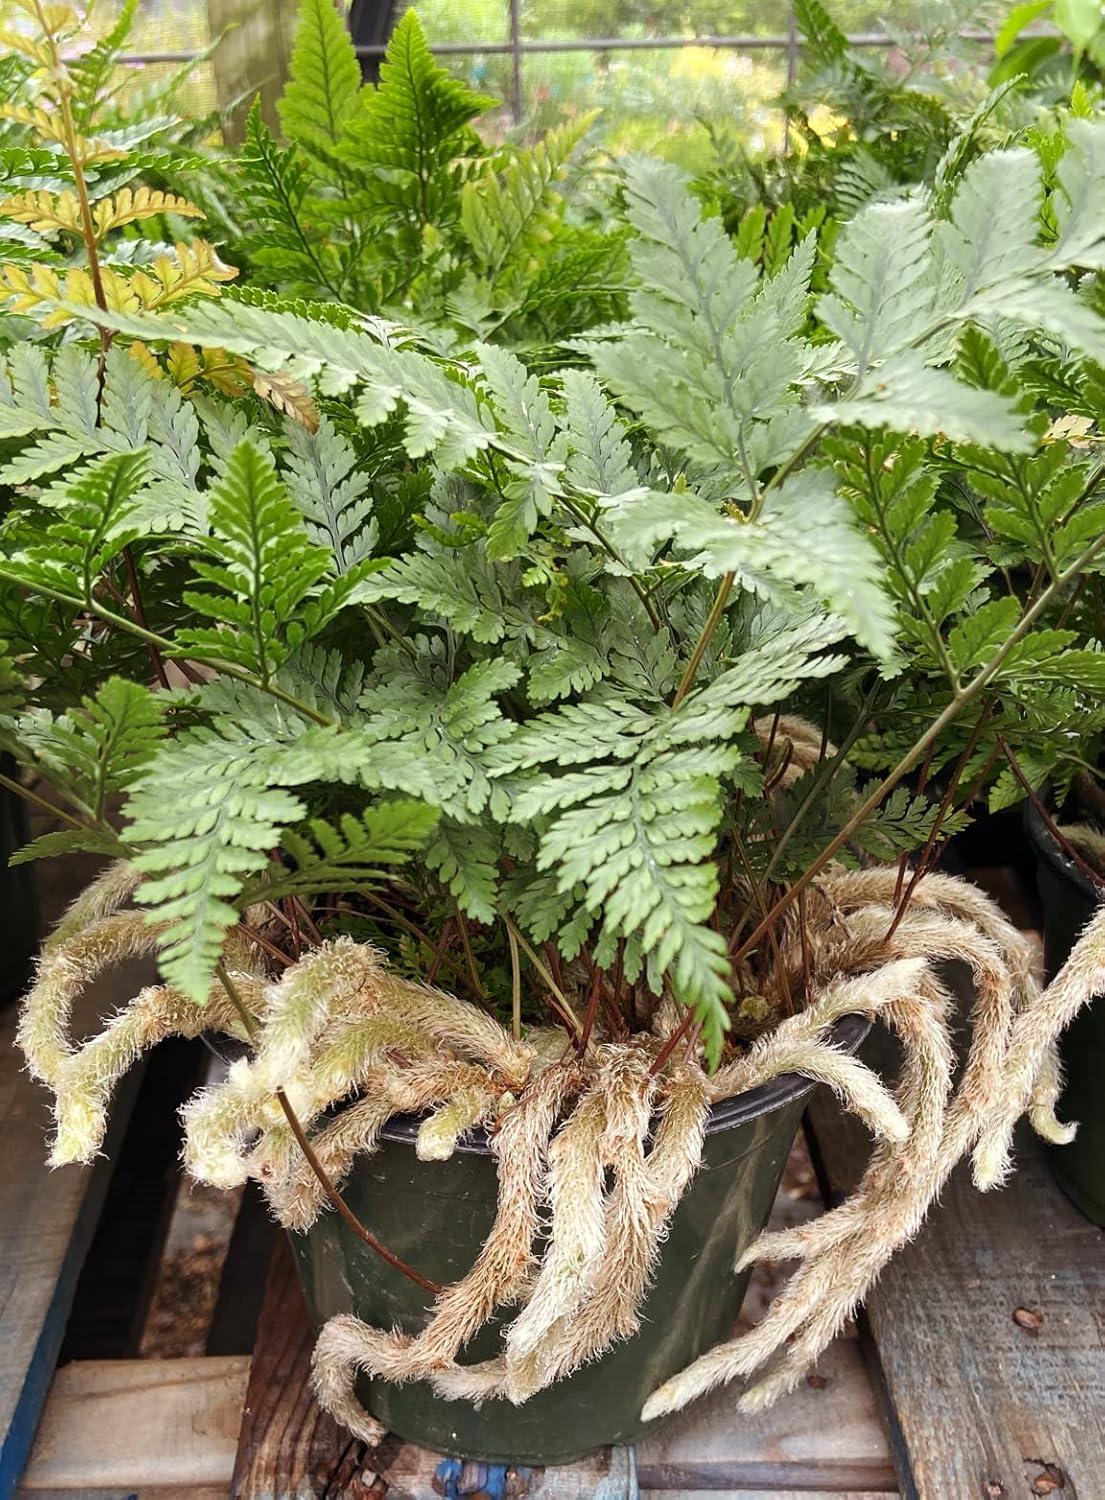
[6,873,1105,1498]
[13,1110,1105,1499]
[0,851,154,1499]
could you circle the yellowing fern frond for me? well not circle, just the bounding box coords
[165,341,253,398]
[0,27,57,69]
[1,243,239,328]
[0,103,124,165]
[0,189,83,235]
[252,369,320,432]
[0,103,67,148]
[92,187,205,238]
[0,262,136,327]
[126,341,165,382]
[10,0,81,36]
[128,240,238,308]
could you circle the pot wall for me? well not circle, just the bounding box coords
[290,1017,868,1465]
[1026,801,1105,1225]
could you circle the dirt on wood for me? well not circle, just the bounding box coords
[140,1181,242,1357]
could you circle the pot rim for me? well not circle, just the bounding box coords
[1024,792,1104,905]
[380,1012,871,1154]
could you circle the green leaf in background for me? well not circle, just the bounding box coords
[1056,0,1103,52]
[994,0,1053,58]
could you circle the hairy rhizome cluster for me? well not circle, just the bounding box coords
[19,850,1105,1427]
[4,0,1105,1439]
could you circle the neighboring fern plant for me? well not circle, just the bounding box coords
[700,0,1027,283]
[6,0,1105,1441]
[223,6,622,343]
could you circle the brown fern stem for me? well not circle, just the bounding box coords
[884,701,993,941]
[649,1004,698,1076]
[216,963,442,1297]
[730,526,1105,971]
[998,737,1105,891]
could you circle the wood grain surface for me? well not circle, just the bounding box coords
[808,1028,1105,1500]
[228,1217,896,1498]
[19,1356,250,1493]
[0,854,147,1499]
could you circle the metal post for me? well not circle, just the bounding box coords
[349,0,397,83]
[508,0,524,125]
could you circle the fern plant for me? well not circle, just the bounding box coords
[220,6,624,344]
[701,0,1027,292]
[6,0,1105,1440]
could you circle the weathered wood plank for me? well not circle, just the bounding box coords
[807,1038,1105,1499]
[0,853,149,1499]
[646,1492,893,1499]
[18,1356,250,1493]
[20,1488,229,1500]
[232,1237,637,1498]
[634,1340,897,1494]
[635,1148,896,1494]
[373,1447,638,1499]
[230,1233,382,1499]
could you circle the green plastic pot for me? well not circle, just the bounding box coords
[289,1014,869,1465]
[1025,798,1105,1225]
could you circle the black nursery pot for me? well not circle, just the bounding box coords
[1025,799,1105,1226]
[290,1015,868,1466]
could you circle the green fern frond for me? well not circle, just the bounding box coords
[558,368,637,499]
[279,0,362,161]
[819,196,934,375]
[5,449,148,603]
[793,0,849,62]
[358,548,528,644]
[477,344,560,558]
[357,655,521,820]
[128,728,312,999]
[424,817,501,923]
[284,416,377,575]
[68,0,139,130]
[126,709,445,999]
[338,10,495,229]
[249,801,438,904]
[180,439,331,681]
[82,297,499,465]
[0,145,71,194]
[599,471,895,660]
[236,102,339,296]
[460,113,597,276]
[12,675,165,826]
[853,786,971,861]
[530,737,737,1066]
[593,156,826,484]
[273,644,366,723]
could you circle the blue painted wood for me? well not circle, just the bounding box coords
[0,1001,141,1499]
[433,1451,638,1497]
